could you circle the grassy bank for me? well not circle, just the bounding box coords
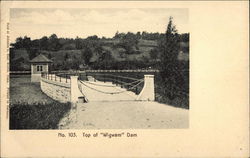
[10,102,71,129]
[9,75,71,129]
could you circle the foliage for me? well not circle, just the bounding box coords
[10,102,71,129]
[159,17,180,100]
[158,17,189,108]
[113,32,139,54]
[81,47,93,65]
[11,32,189,52]
[10,25,189,73]
[149,48,159,61]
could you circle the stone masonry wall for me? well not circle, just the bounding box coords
[41,77,71,103]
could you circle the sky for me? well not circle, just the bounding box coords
[10,8,188,42]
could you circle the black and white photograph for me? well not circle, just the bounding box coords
[1,1,249,158]
[9,8,189,129]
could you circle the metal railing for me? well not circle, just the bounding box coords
[78,72,145,95]
[41,72,71,83]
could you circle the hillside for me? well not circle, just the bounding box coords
[10,37,189,71]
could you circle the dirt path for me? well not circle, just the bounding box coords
[60,77,188,129]
[61,101,188,129]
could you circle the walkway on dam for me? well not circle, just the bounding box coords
[60,101,189,129]
[59,78,189,129]
[78,79,141,102]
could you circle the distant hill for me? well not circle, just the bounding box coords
[10,38,189,71]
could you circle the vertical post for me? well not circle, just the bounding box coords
[136,75,155,101]
[66,74,67,83]
[60,76,61,82]
[121,77,123,88]
[55,74,57,81]
[70,76,79,104]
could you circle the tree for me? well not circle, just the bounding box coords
[98,50,114,69]
[86,35,98,40]
[11,37,23,49]
[39,36,49,50]
[136,31,141,39]
[149,48,159,61]
[28,48,39,60]
[81,47,93,65]
[64,53,69,61]
[48,34,61,51]
[75,36,82,49]
[22,36,32,50]
[48,53,52,59]
[160,16,179,100]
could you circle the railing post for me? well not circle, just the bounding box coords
[70,76,80,104]
[66,74,67,83]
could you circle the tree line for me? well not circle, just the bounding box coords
[11,31,189,58]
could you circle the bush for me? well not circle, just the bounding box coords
[10,102,71,129]
[154,71,189,109]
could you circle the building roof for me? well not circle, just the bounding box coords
[30,54,52,63]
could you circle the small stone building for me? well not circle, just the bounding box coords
[30,54,52,82]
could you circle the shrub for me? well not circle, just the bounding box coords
[10,102,71,129]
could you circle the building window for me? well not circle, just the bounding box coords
[36,65,43,72]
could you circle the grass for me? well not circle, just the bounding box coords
[10,102,71,129]
[9,75,71,129]
[10,75,54,105]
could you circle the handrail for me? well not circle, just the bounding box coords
[92,73,140,81]
[41,72,70,83]
[79,80,144,95]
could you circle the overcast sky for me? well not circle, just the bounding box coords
[10,8,188,42]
